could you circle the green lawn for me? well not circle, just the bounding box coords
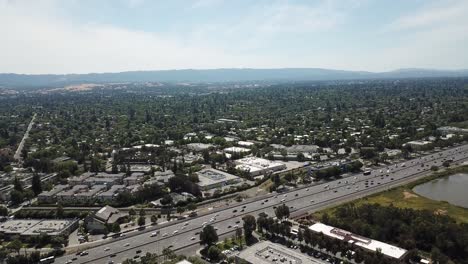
[314,166,468,223]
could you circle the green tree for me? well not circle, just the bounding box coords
[177,206,185,215]
[207,245,222,261]
[275,204,290,220]
[187,202,197,211]
[9,190,23,205]
[242,215,256,240]
[0,206,8,216]
[200,225,218,247]
[6,239,22,254]
[13,177,23,192]
[56,203,64,218]
[31,173,42,195]
[138,216,146,226]
[150,215,158,225]
[139,208,145,217]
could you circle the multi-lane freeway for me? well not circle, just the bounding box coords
[56,144,468,264]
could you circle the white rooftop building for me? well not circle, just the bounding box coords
[309,222,407,260]
[235,157,286,176]
[224,146,251,154]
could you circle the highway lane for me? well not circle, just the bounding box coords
[56,144,468,264]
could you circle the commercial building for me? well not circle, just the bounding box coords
[186,143,214,152]
[237,241,319,264]
[196,168,241,191]
[235,157,286,176]
[237,141,255,148]
[403,140,433,151]
[309,223,407,260]
[224,147,251,154]
[437,126,468,135]
[0,219,78,239]
[85,205,127,234]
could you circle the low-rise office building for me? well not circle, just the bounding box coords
[235,157,286,176]
[309,222,407,260]
[196,168,241,191]
[403,140,433,151]
[0,219,78,239]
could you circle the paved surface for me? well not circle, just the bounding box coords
[13,113,36,163]
[55,144,468,264]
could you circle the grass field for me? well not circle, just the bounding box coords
[314,165,468,223]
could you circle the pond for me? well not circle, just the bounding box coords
[412,173,468,208]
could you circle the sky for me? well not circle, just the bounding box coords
[1,0,468,74]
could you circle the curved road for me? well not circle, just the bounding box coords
[56,144,468,264]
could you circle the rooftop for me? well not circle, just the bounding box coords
[309,223,407,259]
[196,168,240,187]
[237,241,319,264]
[0,219,77,236]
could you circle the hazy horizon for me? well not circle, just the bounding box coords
[1,0,468,74]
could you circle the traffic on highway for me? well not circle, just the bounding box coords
[57,144,468,264]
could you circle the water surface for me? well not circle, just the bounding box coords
[412,173,468,208]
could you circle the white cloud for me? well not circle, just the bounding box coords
[0,0,259,74]
[386,0,468,32]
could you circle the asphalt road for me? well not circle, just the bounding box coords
[13,113,36,163]
[56,144,468,264]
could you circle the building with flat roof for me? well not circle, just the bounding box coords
[186,143,214,152]
[235,157,286,176]
[237,241,319,264]
[403,140,433,151]
[309,223,407,260]
[224,146,251,154]
[196,168,241,191]
[238,141,255,148]
[0,219,78,239]
[438,126,468,135]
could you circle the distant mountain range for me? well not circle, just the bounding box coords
[1,68,468,88]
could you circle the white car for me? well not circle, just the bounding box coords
[104,247,110,251]
[124,243,130,247]
[150,232,158,237]
[173,230,178,234]
[162,233,168,237]
[191,237,196,240]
